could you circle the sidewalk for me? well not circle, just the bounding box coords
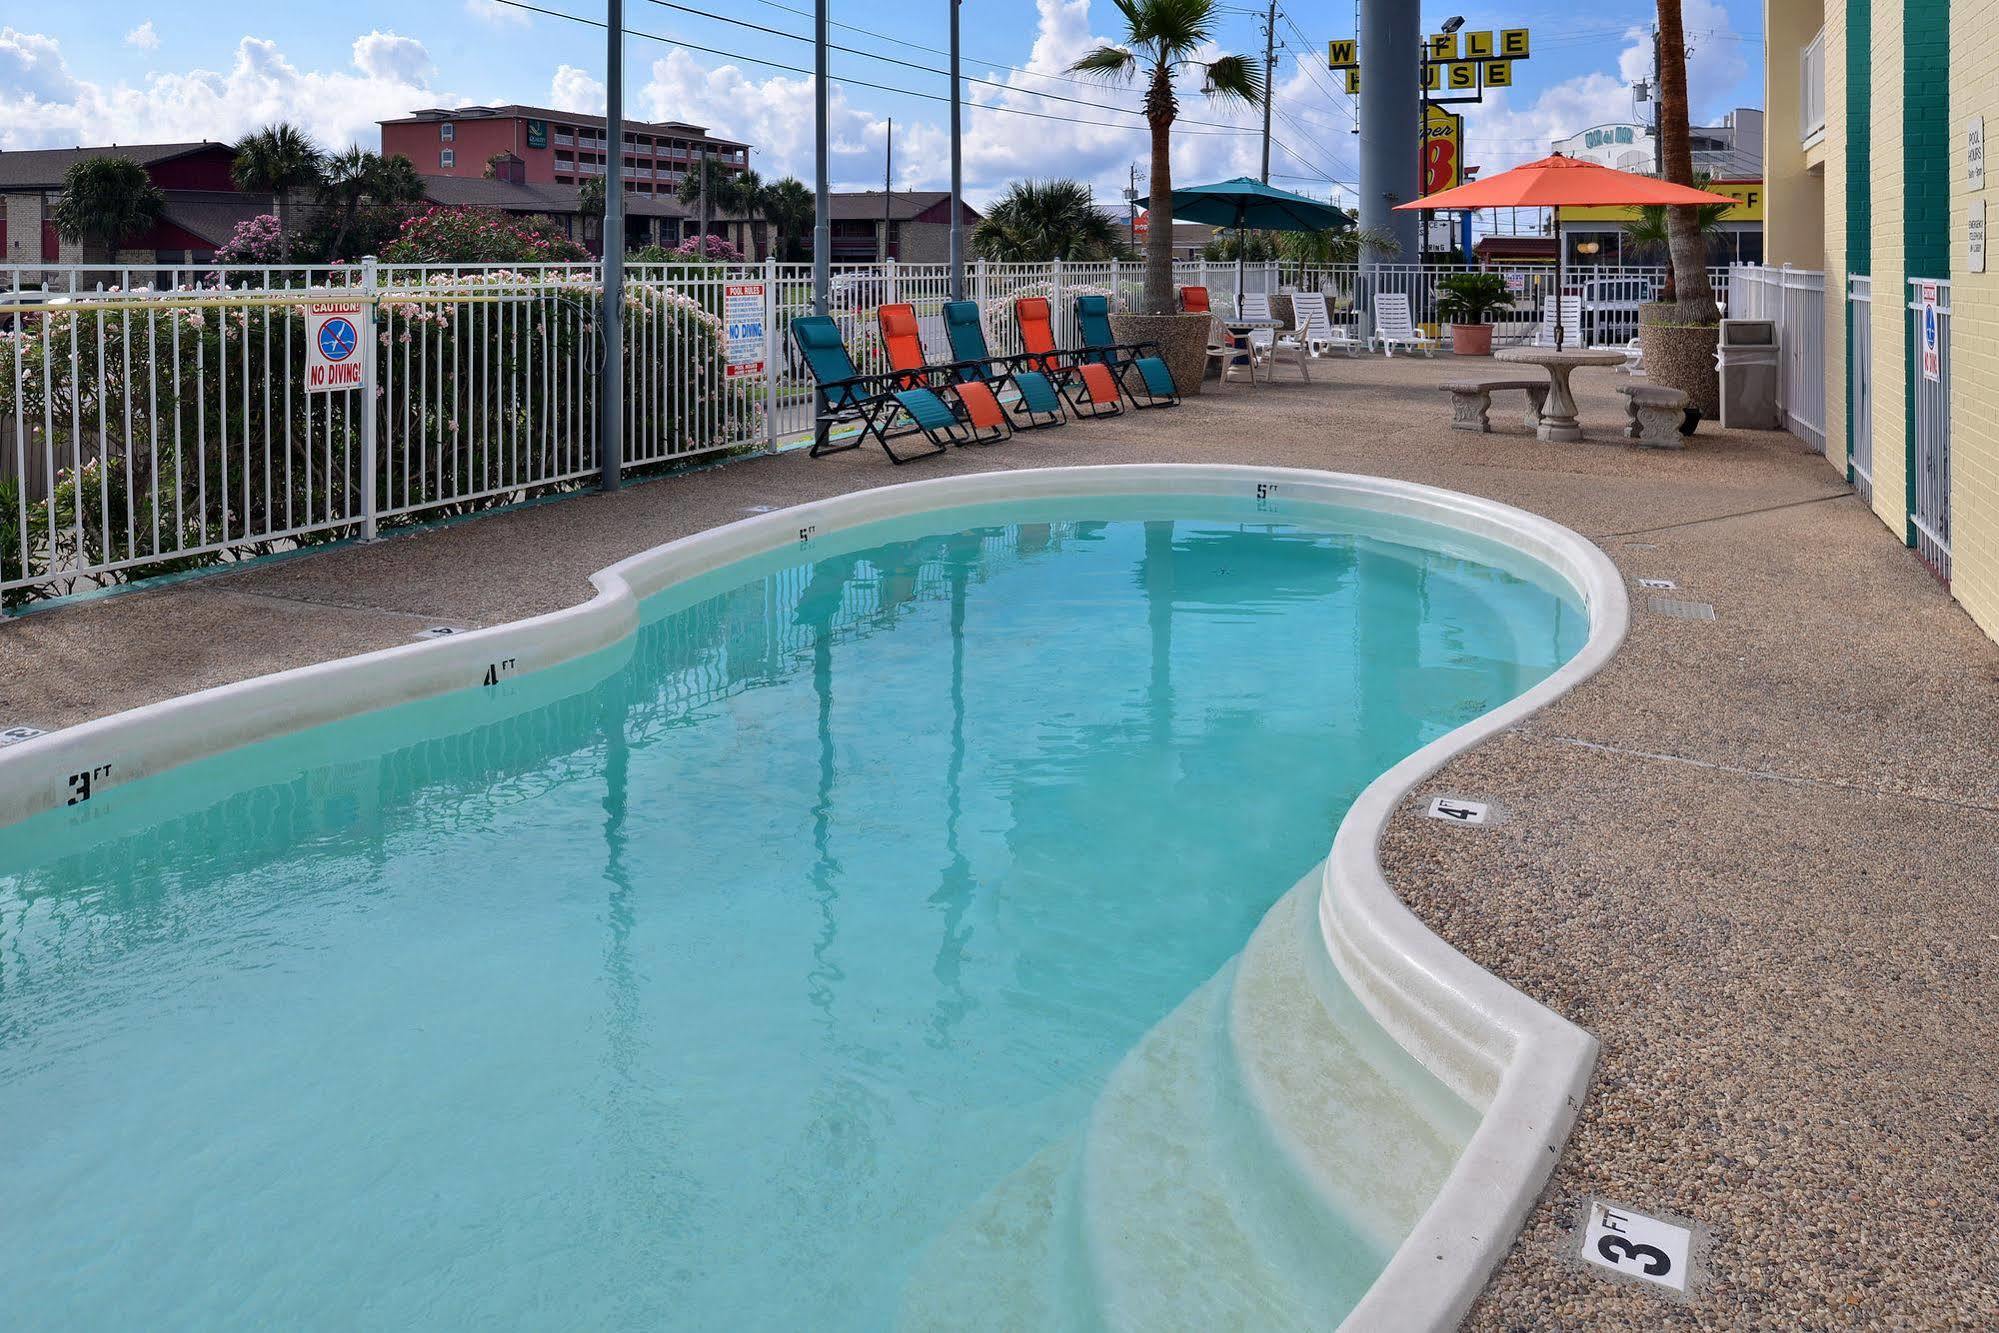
[4,357,1995,1326]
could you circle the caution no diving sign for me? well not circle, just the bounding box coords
[307,302,365,393]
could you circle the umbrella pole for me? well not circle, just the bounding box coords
[1553,204,1564,350]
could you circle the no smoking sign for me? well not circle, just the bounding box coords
[307,302,365,393]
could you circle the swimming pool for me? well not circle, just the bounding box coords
[0,468,1617,1329]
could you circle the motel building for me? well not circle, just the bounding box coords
[1764,0,1999,643]
[1551,114,1767,269]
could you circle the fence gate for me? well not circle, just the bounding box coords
[1848,275,1873,503]
[1906,278,1951,582]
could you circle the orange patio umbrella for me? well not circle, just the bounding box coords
[1396,153,1737,345]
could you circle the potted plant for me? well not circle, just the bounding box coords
[1436,272,1513,356]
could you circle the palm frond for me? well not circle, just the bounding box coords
[1070,46,1138,80]
[1200,54,1263,109]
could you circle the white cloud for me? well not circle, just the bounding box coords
[550,63,605,115]
[124,21,160,53]
[0,28,459,153]
[1460,1,1752,176]
[464,0,529,25]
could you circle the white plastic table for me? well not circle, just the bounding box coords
[1493,346,1627,441]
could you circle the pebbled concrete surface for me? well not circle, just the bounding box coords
[3,355,1996,1327]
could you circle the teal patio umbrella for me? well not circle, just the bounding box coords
[1136,177,1352,308]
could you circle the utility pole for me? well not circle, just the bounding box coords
[600,0,624,492]
[881,118,893,264]
[1259,0,1277,183]
[812,0,830,315]
[948,0,964,300]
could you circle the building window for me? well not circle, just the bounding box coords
[441,148,455,168]
[440,122,455,142]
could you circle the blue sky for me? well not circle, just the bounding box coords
[2,0,1763,205]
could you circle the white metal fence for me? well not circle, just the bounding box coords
[1849,275,1874,502]
[1908,278,1952,581]
[1730,263,1827,451]
[4,254,1722,605]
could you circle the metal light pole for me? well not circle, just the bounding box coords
[813,0,831,316]
[948,0,964,300]
[1356,0,1418,269]
[600,0,624,491]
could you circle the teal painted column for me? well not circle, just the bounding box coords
[1846,0,1872,485]
[1904,0,1950,545]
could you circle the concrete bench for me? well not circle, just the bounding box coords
[1440,378,1550,433]
[1617,383,1692,447]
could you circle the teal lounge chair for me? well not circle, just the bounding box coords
[1073,294,1179,409]
[941,301,1067,430]
[791,315,967,464]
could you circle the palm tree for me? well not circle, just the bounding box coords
[1620,170,1732,296]
[971,179,1127,262]
[762,177,814,262]
[1654,0,1718,321]
[318,149,426,261]
[676,158,760,254]
[1277,222,1394,267]
[1071,0,1262,313]
[232,123,324,262]
[51,157,164,265]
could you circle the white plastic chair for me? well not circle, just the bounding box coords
[1291,292,1356,357]
[1368,292,1437,357]
[1532,296,1585,348]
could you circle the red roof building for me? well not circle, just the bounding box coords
[380,105,749,200]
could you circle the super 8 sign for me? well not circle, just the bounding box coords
[1423,106,1463,194]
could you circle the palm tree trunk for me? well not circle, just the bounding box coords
[1655,0,1718,321]
[1146,116,1174,313]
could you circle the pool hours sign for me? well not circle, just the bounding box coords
[306,301,365,393]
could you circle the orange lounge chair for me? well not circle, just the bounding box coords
[877,303,1011,447]
[1013,297,1123,420]
[1179,286,1212,314]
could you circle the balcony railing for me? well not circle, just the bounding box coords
[1801,27,1826,145]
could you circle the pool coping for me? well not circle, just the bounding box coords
[0,463,1628,1330]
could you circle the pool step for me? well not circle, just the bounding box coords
[1215,879,1475,1268]
[897,1135,1097,1333]
[899,881,1476,1331]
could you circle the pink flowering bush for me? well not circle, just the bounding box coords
[672,235,743,263]
[381,207,589,264]
[215,214,287,265]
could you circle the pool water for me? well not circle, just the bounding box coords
[0,495,1585,1329]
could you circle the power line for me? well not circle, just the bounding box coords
[485,0,1258,137]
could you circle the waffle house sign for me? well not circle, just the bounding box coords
[1328,26,1531,101]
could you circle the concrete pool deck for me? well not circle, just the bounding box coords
[4,356,1997,1327]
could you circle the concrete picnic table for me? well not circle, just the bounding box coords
[1494,345,1627,441]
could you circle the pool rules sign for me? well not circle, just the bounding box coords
[306,301,365,393]
[723,283,767,381]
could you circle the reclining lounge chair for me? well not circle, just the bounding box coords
[876,303,1012,447]
[790,315,976,464]
[1014,297,1124,420]
[940,300,1067,429]
[1073,294,1179,409]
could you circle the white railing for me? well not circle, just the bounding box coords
[1802,28,1828,145]
[1907,278,1952,581]
[1849,275,1874,502]
[0,254,1733,606]
[1731,263,1827,451]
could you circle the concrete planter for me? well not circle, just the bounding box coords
[1449,323,1493,356]
[1638,304,1720,421]
[1111,312,1214,396]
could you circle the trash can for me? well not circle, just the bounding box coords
[1715,318,1781,430]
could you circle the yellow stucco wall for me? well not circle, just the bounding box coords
[1951,0,1999,637]
[1870,0,1908,539]
[1765,0,1829,265]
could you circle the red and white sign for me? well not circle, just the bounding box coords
[1133,210,1150,241]
[1919,286,1941,384]
[306,301,366,393]
[723,282,766,381]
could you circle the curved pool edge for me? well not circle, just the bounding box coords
[1312,478,1626,1332]
[0,463,1627,1330]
